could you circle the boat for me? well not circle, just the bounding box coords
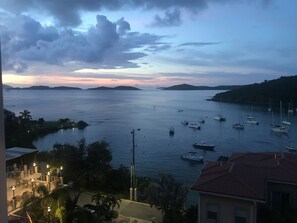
[169,127,175,136]
[181,120,189,125]
[286,145,296,152]
[271,101,288,134]
[181,151,204,162]
[288,101,294,113]
[282,120,291,126]
[232,123,244,130]
[188,123,201,130]
[193,141,215,151]
[214,114,226,121]
[198,118,205,124]
[246,115,259,125]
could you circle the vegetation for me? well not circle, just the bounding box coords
[212,75,297,108]
[4,109,88,148]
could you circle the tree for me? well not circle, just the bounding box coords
[19,109,32,122]
[144,175,188,222]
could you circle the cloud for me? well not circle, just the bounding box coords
[151,8,182,27]
[0,14,168,72]
[178,42,221,47]
[0,0,272,27]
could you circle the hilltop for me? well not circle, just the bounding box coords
[162,84,242,90]
[211,75,297,108]
[87,86,141,90]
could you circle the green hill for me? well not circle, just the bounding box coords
[212,76,297,108]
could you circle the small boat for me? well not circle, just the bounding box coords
[246,115,259,125]
[198,118,205,124]
[282,120,291,126]
[181,120,189,125]
[169,127,175,136]
[181,152,204,162]
[193,141,215,151]
[286,145,296,152]
[189,123,201,130]
[271,125,288,134]
[232,123,244,130]
[177,108,184,112]
[214,114,226,121]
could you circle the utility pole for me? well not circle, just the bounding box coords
[0,41,8,222]
[130,129,137,201]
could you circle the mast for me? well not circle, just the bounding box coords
[0,40,8,222]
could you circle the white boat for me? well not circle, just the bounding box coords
[282,120,291,126]
[246,115,259,125]
[271,125,288,134]
[271,101,288,134]
[181,151,204,162]
[189,123,201,130]
[286,145,296,152]
[193,141,215,151]
[232,123,244,130]
[181,120,188,125]
[214,114,226,121]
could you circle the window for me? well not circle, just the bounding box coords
[207,204,219,221]
[235,208,248,223]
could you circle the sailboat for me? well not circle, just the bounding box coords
[232,112,244,130]
[288,101,294,114]
[214,99,226,121]
[246,105,259,125]
[282,107,291,126]
[271,101,288,134]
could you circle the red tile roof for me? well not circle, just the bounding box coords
[191,152,297,201]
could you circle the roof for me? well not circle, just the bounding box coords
[6,147,37,161]
[191,152,297,201]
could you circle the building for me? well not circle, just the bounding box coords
[191,152,297,223]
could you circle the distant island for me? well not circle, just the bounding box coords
[87,86,141,90]
[10,85,82,90]
[211,75,297,108]
[162,84,243,90]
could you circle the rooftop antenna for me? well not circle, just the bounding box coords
[0,40,8,222]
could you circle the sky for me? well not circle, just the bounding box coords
[0,0,296,89]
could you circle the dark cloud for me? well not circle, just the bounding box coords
[178,42,221,47]
[0,0,272,27]
[0,14,167,72]
[151,8,182,27]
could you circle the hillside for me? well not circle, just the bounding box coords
[162,84,242,90]
[88,86,141,90]
[211,76,297,108]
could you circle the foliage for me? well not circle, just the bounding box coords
[143,175,189,222]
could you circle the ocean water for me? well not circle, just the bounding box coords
[4,90,297,189]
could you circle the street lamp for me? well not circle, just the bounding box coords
[130,129,138,201]
[47,206,51,223]
[31,178,35,196]
[12,186,16,210]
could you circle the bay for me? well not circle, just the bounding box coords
[4,90,296,191]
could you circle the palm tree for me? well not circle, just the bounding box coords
[19,109,32,121]
[91,192,104,206]
[104,194,121,212]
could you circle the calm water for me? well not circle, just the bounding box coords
[4,90,297,187]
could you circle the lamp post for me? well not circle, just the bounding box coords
[60,166,63,185]
[33,162,38,174]
[31,178,35,196]
[130,129,138,201]
[47,206,51,223]
[12,186,16,210]
[47,172,51,191]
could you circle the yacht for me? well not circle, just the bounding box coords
[232,123,244,130]
[181,151,204,162]
[286,145,296,152]
[181,120,189,125]
[193,141,215,151]
[214,114,226,121]
[189,123,201,130]
[246,115,259,125]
